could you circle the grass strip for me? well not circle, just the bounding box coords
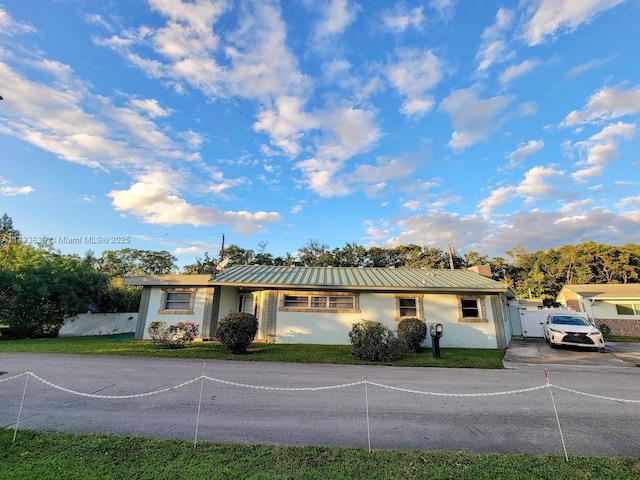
[1,429,639,480]
[0,335,505,368]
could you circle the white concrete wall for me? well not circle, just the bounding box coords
[59,312,138,337]
[140,287,208,339]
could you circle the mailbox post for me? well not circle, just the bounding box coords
[430,323,443,358]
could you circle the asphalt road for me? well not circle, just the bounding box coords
[1,353,639,456]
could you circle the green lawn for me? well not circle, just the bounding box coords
[2,429,639,480]
[0,334,505,368]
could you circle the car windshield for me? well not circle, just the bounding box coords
[550,316,590,326]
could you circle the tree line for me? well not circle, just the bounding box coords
[2,212,639,337]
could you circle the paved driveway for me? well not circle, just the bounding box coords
[504,338,640,368]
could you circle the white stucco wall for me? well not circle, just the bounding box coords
[218,287,240,320]
[422,294,498,349]
[272,292,500,348]
[140,287,208,339]
[59,312,138,337]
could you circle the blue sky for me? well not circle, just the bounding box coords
[1,0,639,267]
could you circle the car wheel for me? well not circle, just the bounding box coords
[544,335,549,343]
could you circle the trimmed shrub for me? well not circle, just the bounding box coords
[215,312,259,354]
[348,320,402,362]
[397,318,427,353]
[147,321,199,348]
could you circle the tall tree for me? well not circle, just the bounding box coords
[0,213,20,248]
[0,243,109,338]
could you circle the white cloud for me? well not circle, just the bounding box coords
[108,169,281,234]
[129,98,171,118]
[499,59,540,85]
[314,0,358,39]
[0,177,34,196]
[295,157,350,197]
[566,54,617,77]
[505,140,544,168]
[253,96,317,156]
[616,196,640,208]
[563,86,640,125]
[571,122,636,181]
[0,6,36,35]
[478,185,517,218]
[438,88,514,151]
[430,0,456,19]
[523,0,627,46]
[386,48,445,117]
[476,8,515,72]
[315,106,381,161]
[382,5,425,32]
[516,165,565,202]
[174,245,206,256]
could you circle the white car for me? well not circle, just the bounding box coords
[544,314,606,353]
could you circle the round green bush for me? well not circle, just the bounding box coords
[215,312,259,354]
[348,320,402,362]
[397,318,427,353]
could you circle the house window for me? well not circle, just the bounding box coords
[461,299,480,318]
[457,296,487,323]
[615,303,640,315]
[281,292,359,312]
[394,295,424,321]
[159,288,195,314]
[399,298,418,317]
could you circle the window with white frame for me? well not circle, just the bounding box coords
[159,288,195,314]
[394,295,423,321]
[615,303,640,315]
[281,292,358,312]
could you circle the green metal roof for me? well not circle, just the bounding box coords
[210,265,512,294]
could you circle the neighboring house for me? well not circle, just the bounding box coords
[124,265,516,349]
[556,284,640,337]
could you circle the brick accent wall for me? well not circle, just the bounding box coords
[595,318,640,337]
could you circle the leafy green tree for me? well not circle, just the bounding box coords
[183,252,218,274]
[96,248,177,276]
[298,239,332,266]
[0,243,109,338]
[0,213,20,248]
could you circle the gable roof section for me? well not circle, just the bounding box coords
[210,265,512,295]
[559,284,640,300]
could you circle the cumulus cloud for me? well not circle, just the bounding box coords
[381,5,425,32]
[516,165,565,202]
[571,122,636,181]
[253,96,317,156]
[522,0,627,46]
[563,86,640,125]
[438,88,514,151]
[314,0,358,39]
[505,140,544,168]
[478,185,517,218]
[386,48,445,117]
[108,169,281,234]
